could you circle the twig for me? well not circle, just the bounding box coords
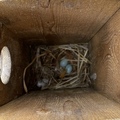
[23,53,47,93]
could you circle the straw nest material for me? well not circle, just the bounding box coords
[23,44,91,93]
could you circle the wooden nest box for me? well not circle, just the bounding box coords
[0,0,120,119]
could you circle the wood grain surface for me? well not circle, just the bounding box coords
[0,28,29,106]
[0,1,120,119]
[90,9,120,103]
[0,88,120,120]
[0,0,120,44]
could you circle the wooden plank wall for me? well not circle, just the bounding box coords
[0,88,120,120]
[0,27,29,106]
[90,9,120,103]
[0,0,120,44]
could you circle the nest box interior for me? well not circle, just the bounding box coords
[0,0,120,120]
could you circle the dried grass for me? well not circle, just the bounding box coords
[23,44,91,93]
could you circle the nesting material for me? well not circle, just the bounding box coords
[23,44,91,92]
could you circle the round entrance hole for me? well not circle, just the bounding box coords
[0,46,12,84]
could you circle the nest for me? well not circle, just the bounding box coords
[23,44,91,93]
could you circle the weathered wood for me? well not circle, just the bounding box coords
[90,9,120,103]
[0,88,120,120]
[0,0,120,44]
[0,1,120,119]
[0,28,29,106]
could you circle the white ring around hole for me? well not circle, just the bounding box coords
[0,46,11,84]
